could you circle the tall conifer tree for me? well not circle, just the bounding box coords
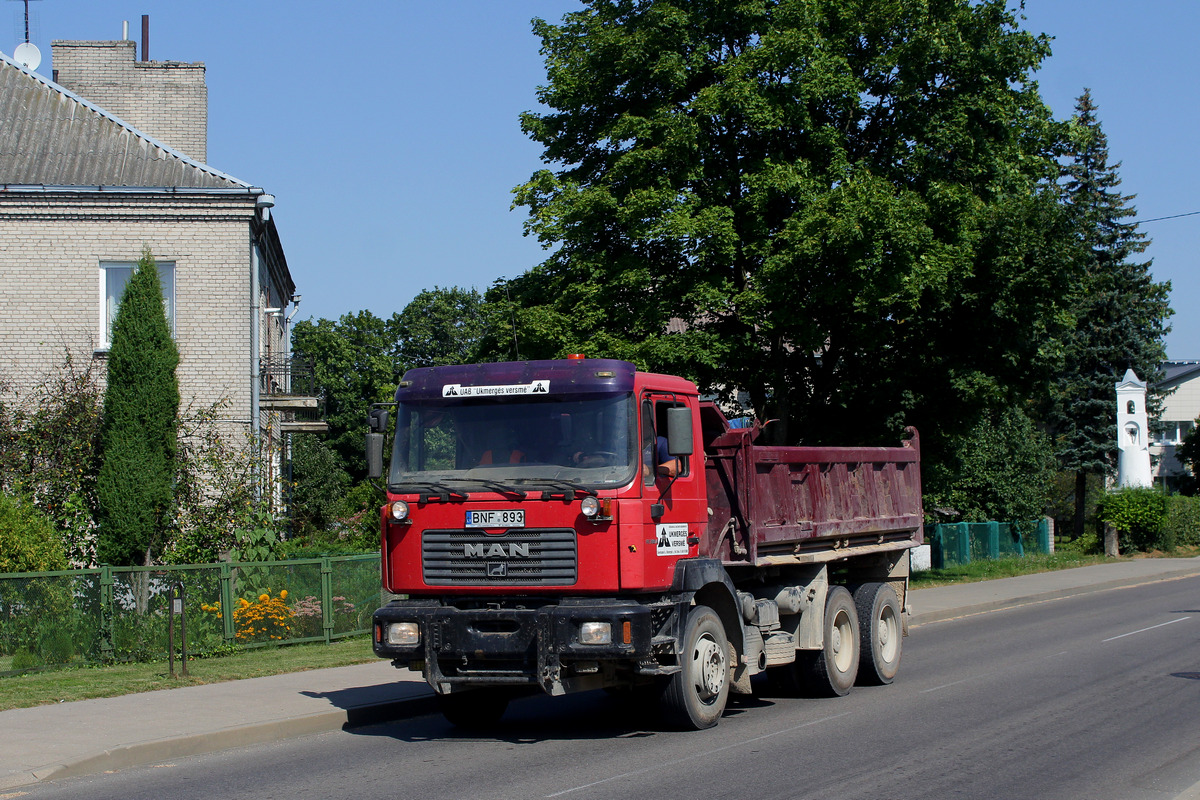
[1049,90,1171,538]
[97,248,180,565]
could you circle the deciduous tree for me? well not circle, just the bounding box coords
[501,0,1074,483]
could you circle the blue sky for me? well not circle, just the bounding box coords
[9,1,1197,360]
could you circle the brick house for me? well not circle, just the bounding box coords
[0,40,316,507]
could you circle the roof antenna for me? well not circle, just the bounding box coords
[10,0,42,71]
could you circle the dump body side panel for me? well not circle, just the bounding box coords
[701,403,922,565]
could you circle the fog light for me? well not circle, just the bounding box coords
[389,501,410,522]
[581,496,600,517]
[580,621,612,645]
[386,622,420,646]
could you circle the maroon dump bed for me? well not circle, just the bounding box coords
[699,404,923,566]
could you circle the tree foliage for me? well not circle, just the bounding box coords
[501,0,1075,487]
[926,406,1055,525]
[0,492,67,573]
[96,248,180,566]
[1045,90,1172,536]
[0,354,102,566]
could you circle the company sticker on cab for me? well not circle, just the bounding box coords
[655,522,689,556]
[442,380,550,397]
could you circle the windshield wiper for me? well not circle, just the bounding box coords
[512,478,596,501]
[387,481,469,502]
[442,477,528,500]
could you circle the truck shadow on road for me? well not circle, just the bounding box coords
[346,689,778,744]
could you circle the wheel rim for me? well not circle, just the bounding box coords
[692,632,725,703]
[877,604,900,664]
[831,608,854,673]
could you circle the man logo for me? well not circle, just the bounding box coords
[487,562,507,578]
[463,542,531,558]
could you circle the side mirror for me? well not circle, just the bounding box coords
[367,408,389,433]
[666,406,694,457]
[366,433,384,479]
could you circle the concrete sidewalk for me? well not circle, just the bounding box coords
[2,556,1199,791]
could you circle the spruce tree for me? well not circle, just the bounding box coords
[96,248,180,565]
[1049,90,1172,539]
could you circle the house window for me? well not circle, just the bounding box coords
[1156,421,1196,446]
[100,261,175,348]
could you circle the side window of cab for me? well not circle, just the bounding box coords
[641,396,688,484]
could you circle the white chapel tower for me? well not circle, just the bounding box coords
[1115,368,1152,488]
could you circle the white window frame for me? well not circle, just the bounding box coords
[98,260,176,350]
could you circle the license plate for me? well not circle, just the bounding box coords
[465,510,525,528]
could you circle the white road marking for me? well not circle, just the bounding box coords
[1102,617,1191,643]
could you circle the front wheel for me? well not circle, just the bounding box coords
[661,605,730,730]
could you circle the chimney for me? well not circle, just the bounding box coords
[51,34,209,163]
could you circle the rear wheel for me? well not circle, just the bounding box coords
[854,582,902,685]
[662,605,730,729]
[437,688,510,729]
[805,585,860,697]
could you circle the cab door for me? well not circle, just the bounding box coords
[623,393,707,590]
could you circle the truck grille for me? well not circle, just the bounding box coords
[422,528,578,586]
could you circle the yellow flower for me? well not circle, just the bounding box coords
[279,589,288,600]
[259,593,269,602]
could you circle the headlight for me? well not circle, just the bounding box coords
[386,622,420,646]
[389,500,410,522]
[580,621,612,645]
[580,496,600,517]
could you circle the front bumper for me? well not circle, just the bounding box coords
[373,598,666,695]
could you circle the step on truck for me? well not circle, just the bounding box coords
[369,356,923,729]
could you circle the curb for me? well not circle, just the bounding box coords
[909,565,1200,626]
[0,694,441,791]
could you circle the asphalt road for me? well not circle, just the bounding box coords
[24,576,1200,800]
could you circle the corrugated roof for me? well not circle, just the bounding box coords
[0,51,250,190]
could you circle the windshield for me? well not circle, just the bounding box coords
[388,393,637,491]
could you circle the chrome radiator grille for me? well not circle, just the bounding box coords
[422,528,578,586]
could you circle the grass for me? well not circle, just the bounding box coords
[0,635,377,711]
[910,552,1112,588]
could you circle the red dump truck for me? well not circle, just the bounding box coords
[369,357,923,729]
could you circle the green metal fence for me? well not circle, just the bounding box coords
[0,555,383,675]
[927,520,1052,569]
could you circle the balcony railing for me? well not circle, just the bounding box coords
[258,356,328,432]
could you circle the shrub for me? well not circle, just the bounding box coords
[1165,495,1200,547]
[0,493,67,573]
[10,647,40,671]
[1097,487,1169,553]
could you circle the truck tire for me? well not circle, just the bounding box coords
[437,688,510,729]
[854,582,902,685]
[661,605,730,730]
[804,585,860,697]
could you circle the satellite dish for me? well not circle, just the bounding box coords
[14,42,41,71]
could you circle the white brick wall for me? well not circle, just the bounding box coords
[0,193,263,428]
